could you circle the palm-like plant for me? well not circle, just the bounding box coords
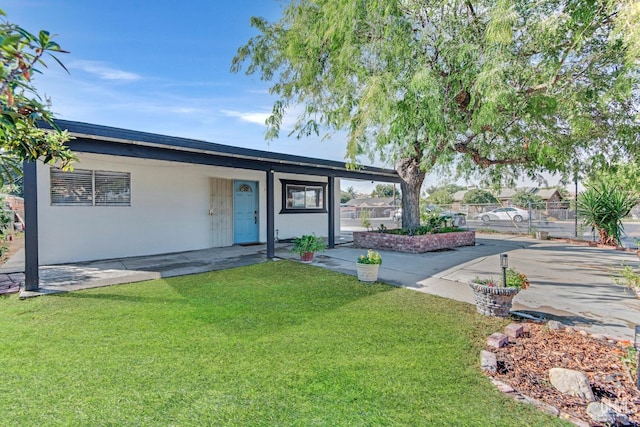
[577,182,637,247]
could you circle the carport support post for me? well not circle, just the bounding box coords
[328,176,335,249]
[633,325,640,390]
[23,160,39,291]
[266,169,275,259]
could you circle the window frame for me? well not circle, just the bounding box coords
[280,179,327,214]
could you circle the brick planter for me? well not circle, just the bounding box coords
[352,230,475,254]
[469,282,520,317]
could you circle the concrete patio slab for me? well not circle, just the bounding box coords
[3,232,640,340]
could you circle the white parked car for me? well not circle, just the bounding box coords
[477,207,530,224]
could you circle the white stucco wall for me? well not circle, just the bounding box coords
[37,154,342,264]
[273,172,341,241]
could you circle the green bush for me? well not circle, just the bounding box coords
[577,181,636,246]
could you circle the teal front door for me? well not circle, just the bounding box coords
[233,180,259,244]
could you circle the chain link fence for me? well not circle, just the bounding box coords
[428,202,640,249]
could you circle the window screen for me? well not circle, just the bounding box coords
[95,171,131,206]
[50,169,93,206]
[50,168,131,207]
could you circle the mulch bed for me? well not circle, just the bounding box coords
[488,323,640,425]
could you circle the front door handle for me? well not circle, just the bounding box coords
[254,210,258,224]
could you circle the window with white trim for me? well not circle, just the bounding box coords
[50,168,131,206]
[280,179,326,213]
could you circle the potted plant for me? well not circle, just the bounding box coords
[356,249,382,282]
[469,268,530,317]
[290,234,327,263]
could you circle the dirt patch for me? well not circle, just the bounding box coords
[0,232,23,266]
[489,323,639,425]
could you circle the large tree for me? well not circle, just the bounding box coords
[0,8,75,182]
[232,0,639,229]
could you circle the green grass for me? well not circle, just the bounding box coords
[0,260,568,426]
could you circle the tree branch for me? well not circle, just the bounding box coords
[453,142,528,167]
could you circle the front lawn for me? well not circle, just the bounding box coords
[0,260,567,426]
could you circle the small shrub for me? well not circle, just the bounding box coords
[614,264,640,290]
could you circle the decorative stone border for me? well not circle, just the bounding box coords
[481,322,633,426]
[352,230,475,253]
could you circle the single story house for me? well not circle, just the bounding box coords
[24,120,400,290]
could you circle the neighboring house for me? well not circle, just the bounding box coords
[24,120,400,290]
[344,197,397,218]
[450,187,566,217]
[494,187,563,205]
[452,187,563,207]
[533,188,564,204]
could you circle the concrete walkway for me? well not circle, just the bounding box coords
[307,234,640,340]
[2,233,639,340]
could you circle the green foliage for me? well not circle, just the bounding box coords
[370,183,398,199]
[462,189,499,204]
[233,0,639,230]
[0,262,566,425]
[0,9,75,172]
[356,249,382,265]
[511,190,544,209]
[289,233,327,255]
[577,181,637,246]
[340,186,359,203]
[3,176,23,197]
[587,161,640,196]
[388,214,459,236]
[614,264,640,290]
[426,183,466,195]
[360,209,371,230]
[427,189,454,205]
[420,208,447,229]
[474,269,530,290]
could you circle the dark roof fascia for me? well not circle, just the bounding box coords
[45,120,400,182]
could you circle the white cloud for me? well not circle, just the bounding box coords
[69,60,141,81]
[220,109,269,126]
[170,107,200,114]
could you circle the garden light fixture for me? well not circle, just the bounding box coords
[500,254,508,287]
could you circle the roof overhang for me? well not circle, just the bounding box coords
[44,120,401,183]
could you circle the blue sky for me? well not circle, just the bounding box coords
[5,0,394,191]
[4,1,556,194]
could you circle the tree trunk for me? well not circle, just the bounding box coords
[397,156,426,230]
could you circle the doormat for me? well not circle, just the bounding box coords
[239,242,262,247]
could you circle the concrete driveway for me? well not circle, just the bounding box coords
[6,232,640,340]
[300,234,640,340]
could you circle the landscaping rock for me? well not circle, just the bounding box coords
[547,320,565,331]
[504,323,525,339]
[487,333,509,348]
[549,368,595,401]
[586,402,616,425]
[616,413,631,425]
[590,333,607,341]
[481,350,497,373]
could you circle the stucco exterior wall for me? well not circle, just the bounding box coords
[273,172,338,241]
[37,153,341,264]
